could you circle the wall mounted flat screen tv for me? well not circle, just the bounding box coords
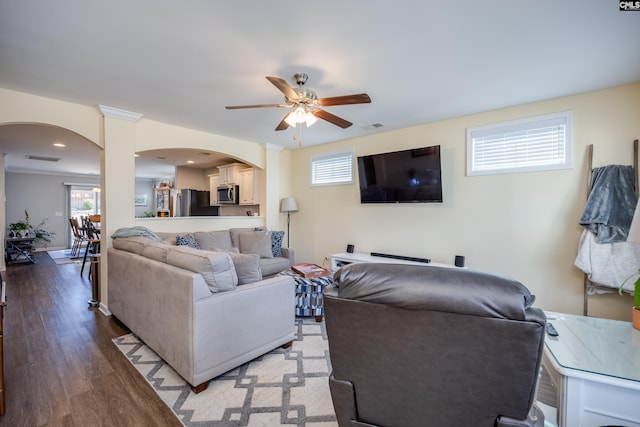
[357,145,443,203]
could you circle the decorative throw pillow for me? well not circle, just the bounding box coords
[228,252,262,284]
[271,230,285,257]
[238,231,273,258]
[176,233,200,249]
[194,231,234,251]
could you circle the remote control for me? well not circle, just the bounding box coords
[545,322,559,337]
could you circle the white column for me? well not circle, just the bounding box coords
[98,105,142,313]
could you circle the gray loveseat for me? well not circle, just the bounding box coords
[107,227,296,393]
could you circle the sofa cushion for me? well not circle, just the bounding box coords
[271,230,285,257]
[142,242,172,263]
[155,232,180,246]
[229,227,254,248]
[229,252,262,284]
[260,257,293,277]
[112,236,156,254]
[176,233,200,249]
[194,231,234,251]
[166,246,238,293]
[239,231,273,258]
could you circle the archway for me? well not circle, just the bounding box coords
[0,122,101,269]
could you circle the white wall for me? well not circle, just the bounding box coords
[289,83,640,320]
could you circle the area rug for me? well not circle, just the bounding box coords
[47,249,79,265]
[113,318,338,427]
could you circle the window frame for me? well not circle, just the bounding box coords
[310,148,355,186]
[466,111,573,176]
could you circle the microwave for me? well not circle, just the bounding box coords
[217,184,239,204]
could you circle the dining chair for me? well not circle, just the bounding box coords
[80,216,100,278]
[68,217,87,257]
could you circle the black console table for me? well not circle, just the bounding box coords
[5,237,36,265]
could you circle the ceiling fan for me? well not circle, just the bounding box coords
[225,73,371,131]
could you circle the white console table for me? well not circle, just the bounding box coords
[331,252,455,269]
[542,311,640,427]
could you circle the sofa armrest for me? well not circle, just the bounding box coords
[282,247,295,265]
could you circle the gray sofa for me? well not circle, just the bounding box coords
[324,263,546,427]
[107,227,296,393]
[154,228,295,277]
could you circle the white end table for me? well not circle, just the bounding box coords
[542,311,640,427]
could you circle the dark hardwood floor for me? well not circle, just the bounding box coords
[1,252,181,427]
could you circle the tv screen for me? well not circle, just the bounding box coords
[357,145,443,203]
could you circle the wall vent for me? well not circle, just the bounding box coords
[25,155,61,162]
[362,122,385,130]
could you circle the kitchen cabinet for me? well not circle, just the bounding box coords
[238,168,255,204]
[217,163,247,185]
[209,174,220,205]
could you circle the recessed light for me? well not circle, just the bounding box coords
[187,160,195,164]
[53,143,66,147]
[134,153,139,157]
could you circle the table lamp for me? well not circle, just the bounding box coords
[280,197,298,247]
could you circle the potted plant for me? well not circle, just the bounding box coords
[8,210,55,247]
[619,270,640,330]
[8,218,30,237]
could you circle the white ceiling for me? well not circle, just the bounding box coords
[1,1,639,178]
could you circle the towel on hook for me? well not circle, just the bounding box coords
[579,165,637,243]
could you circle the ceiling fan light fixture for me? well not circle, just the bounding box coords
[284,105,317,128]
[284,109,300,127]
[305,112,318,127]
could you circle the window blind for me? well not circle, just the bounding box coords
[310,149,354,185]
[467,112,572,176]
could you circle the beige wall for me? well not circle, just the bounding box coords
[289,83,640,320]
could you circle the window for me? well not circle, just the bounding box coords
[310,149,354,186]
[467,111,573,176]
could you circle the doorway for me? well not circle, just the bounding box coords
[67,185,101,247]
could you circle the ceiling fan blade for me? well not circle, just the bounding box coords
[225,103,285,110]
[312,109,353,129]
[317,93,371,107]
[266,76,299,101]
[275,112,291,131]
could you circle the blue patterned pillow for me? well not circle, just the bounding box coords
[271,230,285,257]
[176,233,200,249]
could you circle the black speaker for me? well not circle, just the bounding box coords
[346,244,354,253]
[454,255,465,268]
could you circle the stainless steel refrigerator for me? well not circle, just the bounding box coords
[179,189,219,216]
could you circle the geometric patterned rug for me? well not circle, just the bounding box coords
[113,318,338,426]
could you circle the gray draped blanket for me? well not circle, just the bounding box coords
[579,165,637,243]
[111,226,162,241]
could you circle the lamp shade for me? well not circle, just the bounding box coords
[280,197,298,212]
[628,199,640,243]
